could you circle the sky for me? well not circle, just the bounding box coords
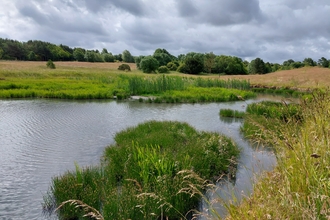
[0,0,330,63]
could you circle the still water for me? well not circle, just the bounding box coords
[0,97,279,219]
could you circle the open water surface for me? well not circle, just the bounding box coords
[0,96,283,219]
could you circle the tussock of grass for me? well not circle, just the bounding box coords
[44,121,240,219]
[219,109,245,118]
[227,91,330,219]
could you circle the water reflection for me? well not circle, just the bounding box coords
[0,97,282,219]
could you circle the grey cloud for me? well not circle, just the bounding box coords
[177,0,198,17]
[176,0,264,26]
[82,0,145,16]
[17,1,107,35]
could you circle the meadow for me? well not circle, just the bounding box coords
[0,61,255,102]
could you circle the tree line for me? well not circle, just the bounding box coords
[0,38,329,75]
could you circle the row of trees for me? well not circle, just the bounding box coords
[1,38,329,75]
[0,38,135,63]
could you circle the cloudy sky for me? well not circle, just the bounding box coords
[1,0,330,63]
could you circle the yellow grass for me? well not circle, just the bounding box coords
[1,61,330,89]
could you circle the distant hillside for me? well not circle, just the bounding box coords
[217,67,330,89]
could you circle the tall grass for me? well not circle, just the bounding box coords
[44,121,240,219]
[194,78,251,90]
[227,90,330,219]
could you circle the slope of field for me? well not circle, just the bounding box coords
[217,67,330,89]
[1,61,329,89]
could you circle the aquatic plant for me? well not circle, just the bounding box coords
[219,109,245,118]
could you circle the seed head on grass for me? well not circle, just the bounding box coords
[56,199,104,220]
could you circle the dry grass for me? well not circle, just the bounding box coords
[210,67,330,89]
[0,60,137,71]
[1,61,329,89]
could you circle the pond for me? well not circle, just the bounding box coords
[0,96,281,219]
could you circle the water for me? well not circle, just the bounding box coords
[0,96,282,219]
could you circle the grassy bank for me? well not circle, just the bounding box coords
[226,91,330,219]
[44,121,240,219]
[0,61,255,102]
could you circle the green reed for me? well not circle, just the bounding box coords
[219,109,245,118]
[145,87,255,103]
[45,121,239,219]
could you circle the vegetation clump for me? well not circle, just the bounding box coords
[228,91,330,219]
[117,63,131,71]
[158,65,170,73]
[46,59,56,69]
[44,121,240,219]
[219,109,245,118]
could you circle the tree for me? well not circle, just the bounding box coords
[140,56,159,73]
[303,58,316,66]
[122,50,135,63]
[248,57,266,74]
[84,51,96,62]
[213,55,246,75]
[114,54,122,62]
[153,52,172,67]
[135,55,145,70]
[103,53,114,62]
[178,52,204,74]
[0,48,3,59]
[318,57,329,68]
[27,51,37,61]
[73,48,86,61]
[204,52,216,73]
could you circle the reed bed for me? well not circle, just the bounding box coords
[227,90,330,219]
[151,87,255,103]
[44,121,240,219]
[219,109,245,118]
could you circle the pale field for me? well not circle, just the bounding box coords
[1,61,329,89]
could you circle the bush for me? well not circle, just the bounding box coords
[140,56,159,73]
[118,64,131,71]
[158,65,169,73]
[167,62,178,71]
[46,60,56,69]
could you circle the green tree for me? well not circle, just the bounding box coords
[178,52,204,74]
[0,47,3,59]
[73,48,86,61]
[318,57,329,68]
[122,50,135,63]
[84,51,96,62]
[134,55,145,70]
[248,57,266,74]
[204,52,216,73]
[103,53,114,62]
[140,56,159,73]
[303,57,316,66]
[114,54,122,62]
[27,51,37,61]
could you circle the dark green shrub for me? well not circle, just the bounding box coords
[140,56,159,73]
[158,65,169,73]
[118,64,131,71]
[46,60,56,69]
[167,62,178,71]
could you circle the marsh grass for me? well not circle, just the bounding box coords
[45,121,240,219]
[226,90,330,219]
[219,109,245,118]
